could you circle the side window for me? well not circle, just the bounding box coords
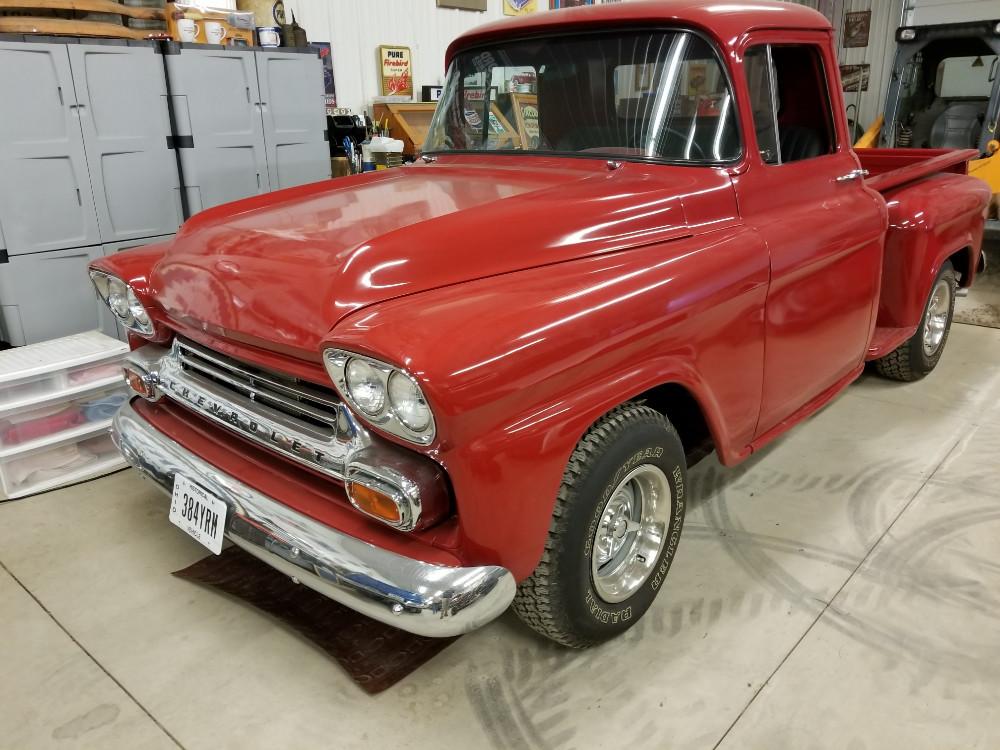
[744,47,780,164]
[744,43,837,164]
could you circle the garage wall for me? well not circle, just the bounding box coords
[290,0,551,115]
[790,0,905,137]
[292,0,906,134]
[834,0,906,136]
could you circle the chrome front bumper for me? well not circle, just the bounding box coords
[111,400,516,638]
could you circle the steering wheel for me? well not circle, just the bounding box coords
[655,126,707,160]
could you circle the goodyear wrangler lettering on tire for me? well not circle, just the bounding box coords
[651,463,686,591]
[512,402,688,647]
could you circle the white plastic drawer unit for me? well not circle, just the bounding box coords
[0,331,129,500]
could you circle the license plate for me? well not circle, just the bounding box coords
[169,475,227,555]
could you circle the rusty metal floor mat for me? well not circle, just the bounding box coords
[173,546,458,694]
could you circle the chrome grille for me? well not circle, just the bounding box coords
[152,339,368,480]
[175,340,340,434]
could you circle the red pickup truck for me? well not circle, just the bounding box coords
[91,0,990,647]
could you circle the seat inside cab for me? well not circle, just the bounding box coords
[894,37,997,150]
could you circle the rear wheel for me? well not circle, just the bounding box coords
[875,261,957,382]
[512,402,687,647]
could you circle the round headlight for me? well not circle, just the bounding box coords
[108,278,130,319]
[388,371,431,432]
[127,288,151,329]
[345,358,386,415]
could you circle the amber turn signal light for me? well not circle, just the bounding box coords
[123,366,159,401]
[346,480,402,525]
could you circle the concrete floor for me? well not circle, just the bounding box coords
[2,322,999,750]
[955,241,1000,328]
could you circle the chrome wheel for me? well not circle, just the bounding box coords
[922,278,952,357]
[590,465,672,603]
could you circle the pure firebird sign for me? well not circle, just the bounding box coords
[378,45,413,97]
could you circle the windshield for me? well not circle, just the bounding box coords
[424,30,740,164]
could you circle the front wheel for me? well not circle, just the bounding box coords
[875,261,957,382]
[512,403,687,647]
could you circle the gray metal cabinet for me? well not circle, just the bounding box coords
[69,44,183,244]
[164,46,271,214]
[0,42,101,256]
[0,245,111,346]
[255,49,331,190]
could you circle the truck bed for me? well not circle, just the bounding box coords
[859,147,981,193]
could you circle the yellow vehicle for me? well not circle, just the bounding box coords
[856,16,1000,235]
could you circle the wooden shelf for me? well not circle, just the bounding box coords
[0,16,161,39]
[0,0,166,40]
[0,0,165,18]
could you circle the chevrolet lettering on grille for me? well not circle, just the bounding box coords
[156,340,369,479]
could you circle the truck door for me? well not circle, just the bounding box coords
[733,33,886,436]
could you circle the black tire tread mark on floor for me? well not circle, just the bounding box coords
[709,437,965,749]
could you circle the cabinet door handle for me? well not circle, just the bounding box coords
[835,168,869,182]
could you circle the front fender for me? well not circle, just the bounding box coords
[326,227,768,579]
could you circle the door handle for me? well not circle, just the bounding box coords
[835,168,869,182]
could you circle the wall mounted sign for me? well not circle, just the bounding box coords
[437,0,487,9]
[839,63,871,92]
[422,85,444,102]
[504,0,536,15]
[550,0,593,8]
[510,93,539,149]
[378,45,413,98]
[310,42,336,112]
[843,10,871,48]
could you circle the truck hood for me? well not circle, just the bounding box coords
[151,156,738,355]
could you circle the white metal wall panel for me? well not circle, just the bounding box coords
[834,0,906,133]
[292,0,551,115]
[905,0,997,26]
[786,0,904,132]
